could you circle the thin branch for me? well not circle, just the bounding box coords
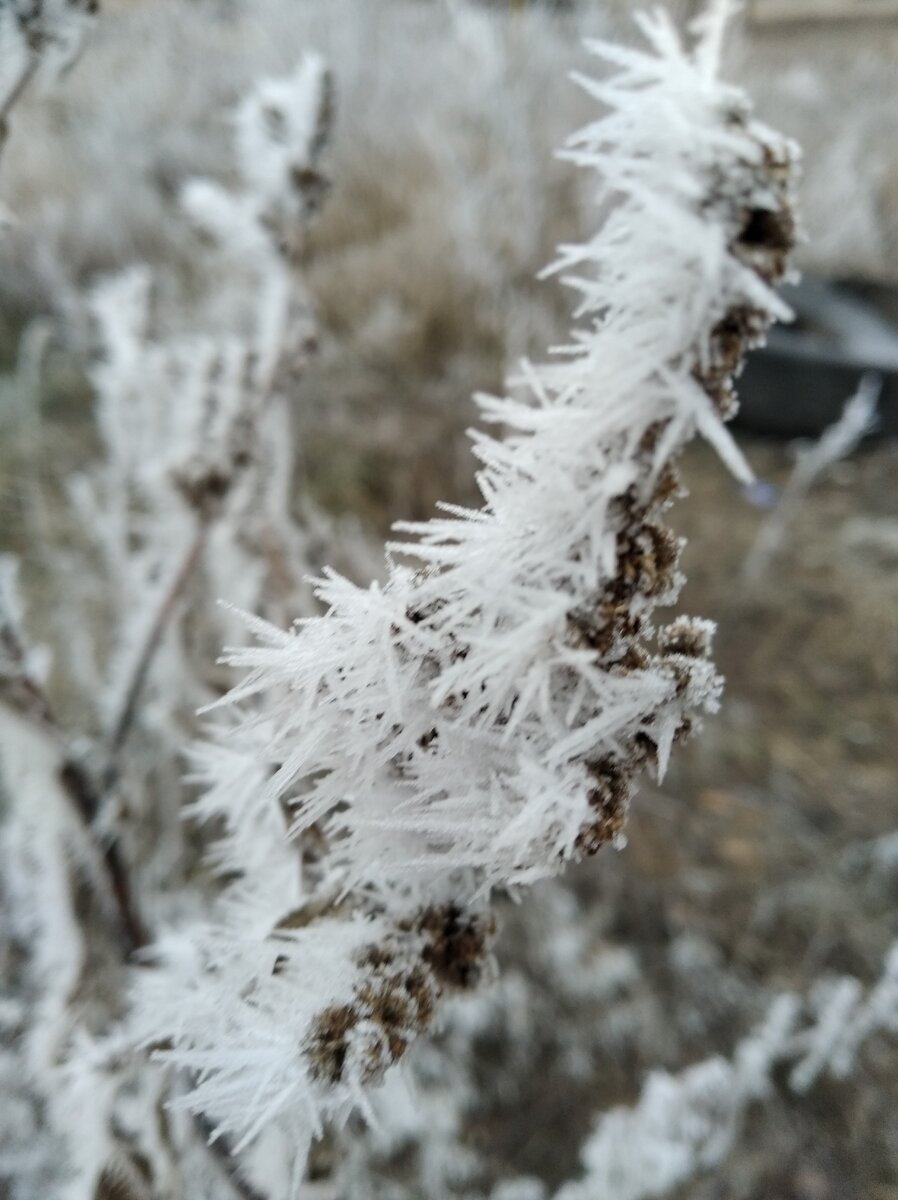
[742,374,880,585]
[59,758,149,952]
[104,524,206,777]
[0,55,39,133]
[0,619,56,728]
[0,612,149,953]
[194,1116,270,1200]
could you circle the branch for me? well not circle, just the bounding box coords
[0,55,39,133]
[194,1115,270,1200]
[556,943,898,1200]
[0,606,148,953]
[137,11,800,1176]
[103,523,206,778]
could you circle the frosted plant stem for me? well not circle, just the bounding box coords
[3,597,253,1195]
[557,942,898,1200]
[742,373,880,585]
[0,49,335,1200]
[0,55,38,131]
[0,0,97,158]
[130,9,801,1186]
[0,608,149,952]
[195,1114,270,1200]
[104,522,207,778]
[0,613,57,730]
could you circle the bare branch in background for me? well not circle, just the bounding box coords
[743,373,880,584]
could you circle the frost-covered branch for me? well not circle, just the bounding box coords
[0,556,55,730]
[1,557,149,953]
[1,54,339,1200]
[82,54,333,768]
[0,0,96,149]
[135,6,799,1187]
[556,940,898,1200]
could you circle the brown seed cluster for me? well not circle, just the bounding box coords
[570,125,796,859]
[699,135,797,417]
[567,474,698,856]
[304,904,495,1086]
[659,616,713,660]
[568,514,682,661]
[731,165,797,287]
[576,758,632,856]
[412,903,497,991]
[699,304,772,418]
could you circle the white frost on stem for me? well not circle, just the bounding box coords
[557,941,898,1200]
[0,0,95,136]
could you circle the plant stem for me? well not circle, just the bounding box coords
[0,616,149,953]
[104,524,206,779]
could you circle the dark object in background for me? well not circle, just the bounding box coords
[737,277,898,437]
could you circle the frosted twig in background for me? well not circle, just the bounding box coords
[0,55,339,1200]
[83,54,332,769]
[556,940,898,1200]
[0,555,147,952]
[135,7,799,1187]
[743,372,880,583]
[0,322,55,553]
[0,0,96,151]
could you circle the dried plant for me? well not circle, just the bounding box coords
[742,372,880,584]
[126,4,800,1191]
[0,53,340,1200]
[557,939,898,1200]
[0,0,96,159]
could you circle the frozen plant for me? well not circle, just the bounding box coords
[0,54,339,1200]
[0,0,96,154]
[556,939,898,1200]
[134,2,799,1189]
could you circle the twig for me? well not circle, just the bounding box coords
[3,574,253,1200]
[0,620,56,728]
[742,373,880,585]
[194,1115,269,1200]
[104,524,206,778]
[59,758,149,952]
[1,610,149,953]
[0,55,39,134]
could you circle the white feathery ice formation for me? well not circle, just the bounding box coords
[133,4,800,1189]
